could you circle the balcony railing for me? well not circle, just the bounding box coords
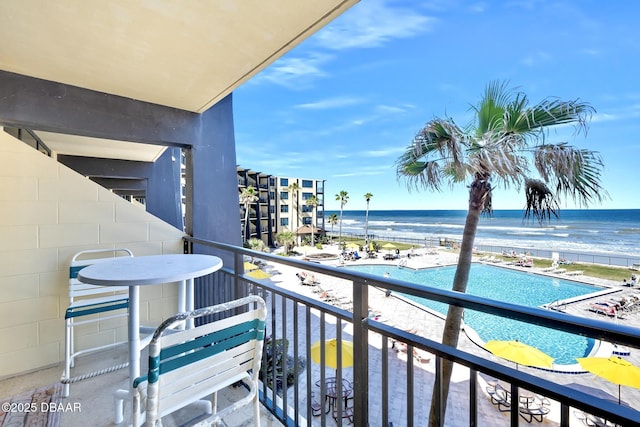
[184,236,640,427]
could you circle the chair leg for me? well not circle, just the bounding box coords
[253,393,260,427]
[114,389,128,425]
[62,318,72,397]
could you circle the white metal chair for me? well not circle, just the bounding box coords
[132,295,267,427]
[61,248,134,397]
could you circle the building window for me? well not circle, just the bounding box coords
[280,205,289,213]
[280,218,289,226]
[269,206,275,214]
[280,191,289,200]
[269,191,275,200]
[302,217,312,225]
[280,178,288,187]
[269,177,275,186]
[302,180,313,188]
[302,192,313,200]
[302,205,313,213]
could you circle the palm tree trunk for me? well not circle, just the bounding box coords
[338,207,343,248]
[310,208,315,246]
[243,204,250,242]
[365,201,370,243]
[428,178,487,427]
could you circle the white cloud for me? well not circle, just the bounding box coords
[294,96,365,110]
[362,147,405,157]
[592,106,640,123]
[469,2,488,13]
[251,53,333,89]
[332,169,386,178]
[313,0,435,50]
[520,51,552,67]
[580,48,600,56]
[375,104,412,114]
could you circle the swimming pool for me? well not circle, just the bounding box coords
[345,263,602,365]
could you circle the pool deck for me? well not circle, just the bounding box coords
[269,244,640,426]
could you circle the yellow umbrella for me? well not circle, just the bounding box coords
[346,242,359,249]
[246,269,271,280]
[485,340,554,370]
[381,243,396,250]
[311,339,354,369]
[368,242,375,252]
[577,356,640,404]
[243,261,259,271]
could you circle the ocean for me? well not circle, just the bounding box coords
[324,209,640,262]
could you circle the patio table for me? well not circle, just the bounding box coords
[315,377,353,409]
[78,253,222,424]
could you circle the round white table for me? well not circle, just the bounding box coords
[78,253,223,424]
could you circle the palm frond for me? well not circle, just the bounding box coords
[533,144,609,206]
[396,118,469,191]
[520,98,594,136]
[468,132,530,188]
[473,81,514,134]
[397,159,446,191]
[523,178,559,223]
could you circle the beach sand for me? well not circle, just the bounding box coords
[259,242,640,426]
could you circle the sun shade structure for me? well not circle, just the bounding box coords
[381,243,397,250]
[295,225,325,235]
[311,339,354,370]
[577,356,640,404]
[485,340,554,370]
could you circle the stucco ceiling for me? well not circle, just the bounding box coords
[0,0,356,113]
[0,0,357,160]
[34,131,167,162]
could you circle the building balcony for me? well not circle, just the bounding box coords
[2,237,639,426]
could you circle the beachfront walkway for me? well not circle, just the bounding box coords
[264,243,640,426]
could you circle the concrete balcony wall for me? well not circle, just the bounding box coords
[0,130,186,378]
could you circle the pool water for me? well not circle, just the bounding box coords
[345,264,601,365]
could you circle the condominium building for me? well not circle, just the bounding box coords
[237,166,325,247]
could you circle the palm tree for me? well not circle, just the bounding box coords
[335,190,349,248]
[327,213,338,243]
[276,231,296,254]
[288,182,300,234]
[396,81,607,426]
[305,195,319,246]
[363,192,373,245]
[239,186,259,243]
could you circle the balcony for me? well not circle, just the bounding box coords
[184,237,640,426]
[2,237,639,426]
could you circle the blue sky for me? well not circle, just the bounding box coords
[234,0,640,212]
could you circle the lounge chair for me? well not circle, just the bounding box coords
[565,270,584,276]
[621,298,640,312]
[588,302,617,317]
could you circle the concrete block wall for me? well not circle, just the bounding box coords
[0,130,186,378]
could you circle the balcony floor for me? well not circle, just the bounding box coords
[0,346,284,427]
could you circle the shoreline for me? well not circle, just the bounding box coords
[328,231,640,267]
